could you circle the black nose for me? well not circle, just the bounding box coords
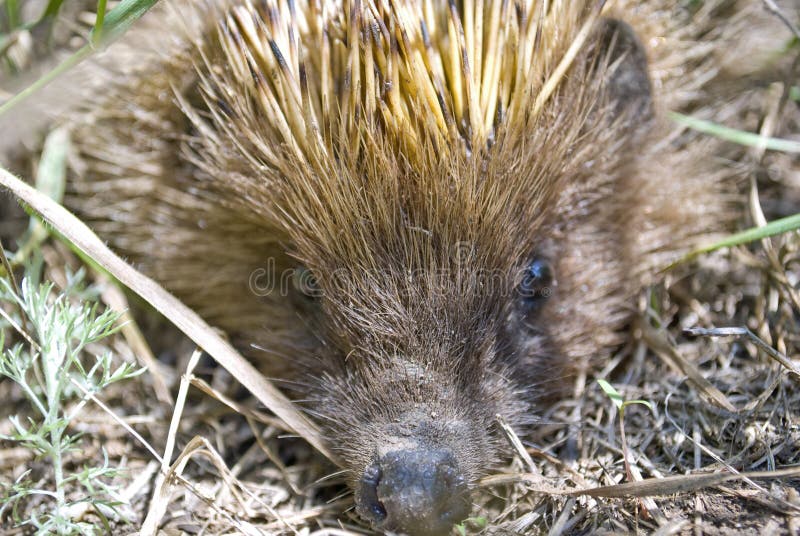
[356,447,471,536]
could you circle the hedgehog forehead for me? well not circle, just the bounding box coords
[193,0,598,249]
[280,152,554,276]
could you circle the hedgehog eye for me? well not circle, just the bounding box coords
[518,258,555,309]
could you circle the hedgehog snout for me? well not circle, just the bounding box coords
[356,446,471,536]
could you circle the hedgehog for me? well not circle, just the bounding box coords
[5,0,792,534]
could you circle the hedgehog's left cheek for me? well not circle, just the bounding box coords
[517,257,556,313]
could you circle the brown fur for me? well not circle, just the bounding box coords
[19,0,791,533]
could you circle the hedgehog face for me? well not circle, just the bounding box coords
[301,244,546,534]
[310,255,564,534]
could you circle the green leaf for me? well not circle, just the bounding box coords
[12,128,70,265]
[597,379,623,410]
[454,516,487,535]
[468,517,487,528]
[34,127,68,203]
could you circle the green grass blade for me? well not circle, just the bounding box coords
[670,112,800,153]
[670,212,800,269]
[0,47,92,116]
[5,0,20,30]
[39,0,65,20]
[88,0,157,46]
[0,0,159,117]
[92,0,108,44]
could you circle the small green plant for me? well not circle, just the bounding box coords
[0,259,143,535]
[597,379,653,483]
[455,516,488,535]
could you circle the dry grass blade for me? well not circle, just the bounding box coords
[685,326,800,382]
[481,466,800,502]
[496,413,538,474]
[140,349,202,534]
[546,496,577,536]
[0,167,338,466]
[191,376,290,430]
[639,320,737,412]
[68,376,162,463]
[141,436,264,535]
[762,0,800,40]
[573,466,800,502]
